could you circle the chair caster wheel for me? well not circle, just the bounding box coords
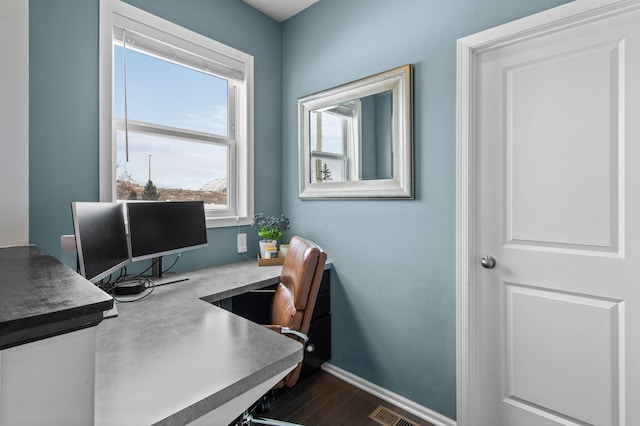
[259,398,271,413]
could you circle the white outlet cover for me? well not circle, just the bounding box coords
[237,233,247,253]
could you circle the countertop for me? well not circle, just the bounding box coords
[0,245,113,350]
[95,260,305,425]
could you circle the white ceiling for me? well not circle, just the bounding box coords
[241,0,320,22]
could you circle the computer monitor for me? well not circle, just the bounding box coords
[126,201,208,283]
[72,202,130,283]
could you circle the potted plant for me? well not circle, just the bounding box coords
[252,213,290,259]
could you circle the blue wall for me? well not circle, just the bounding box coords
[281,0,570,419]
[29,0,282,270]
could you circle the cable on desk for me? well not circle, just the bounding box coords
[97,266,127,294]
[98,260,161,303]
[111,276,155,303]
[161,253,180,274]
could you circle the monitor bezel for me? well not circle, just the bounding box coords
[72,202,131,284]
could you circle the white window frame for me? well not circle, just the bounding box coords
[99,0,254,228]
[311,102,361,182]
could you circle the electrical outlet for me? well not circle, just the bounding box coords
[237,233,247,253]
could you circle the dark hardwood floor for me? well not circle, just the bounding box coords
[258,371,435,426]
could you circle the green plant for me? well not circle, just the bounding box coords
[252,213,290,240]
[320,163,332,181]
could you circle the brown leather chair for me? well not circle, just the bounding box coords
[264,235,327,389]
[241,236,327,425]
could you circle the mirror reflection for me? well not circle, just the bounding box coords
[310,91,393,183]
[298,64,413,199]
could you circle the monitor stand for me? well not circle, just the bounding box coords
[150,256,189,287]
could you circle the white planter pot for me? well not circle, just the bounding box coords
[258,239,277,259]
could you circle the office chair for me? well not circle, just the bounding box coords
[239,236,327,426]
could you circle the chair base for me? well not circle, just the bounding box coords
[237,411,302,426]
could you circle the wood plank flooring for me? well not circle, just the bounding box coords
[260,371,435,426]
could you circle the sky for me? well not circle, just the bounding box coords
[113,45,229,191]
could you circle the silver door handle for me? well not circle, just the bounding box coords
[481,256,496,269]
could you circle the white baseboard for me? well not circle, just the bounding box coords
[321,363,456,426]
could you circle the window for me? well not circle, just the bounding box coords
[100,0,254,227]
[309,102,360,183]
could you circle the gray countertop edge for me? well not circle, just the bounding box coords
[194,259,333,304]
[0,246,113,349]
[199,276,282,304]
[154,348,303,426]
[0,311,104,350]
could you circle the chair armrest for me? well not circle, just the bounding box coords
[263,325,309,343]
[281,327,309,343]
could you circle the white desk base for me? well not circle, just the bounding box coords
[0,328,96,425]
[190,365,295,426]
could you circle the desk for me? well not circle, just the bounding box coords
[95,261,302,426]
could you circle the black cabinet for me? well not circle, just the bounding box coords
[231,269,331,380]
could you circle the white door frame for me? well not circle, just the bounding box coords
[455,0,639,424]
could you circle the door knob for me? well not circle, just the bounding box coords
[481,256,496,269]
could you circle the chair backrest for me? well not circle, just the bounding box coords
[270,236,327,387]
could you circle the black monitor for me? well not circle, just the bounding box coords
[72,202,130,283]
[126,201,208,284]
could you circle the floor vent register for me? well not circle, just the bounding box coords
[368,405,422,426]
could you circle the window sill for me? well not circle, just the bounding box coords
[206,216,252,229]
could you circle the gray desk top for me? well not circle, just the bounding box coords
[95,261,303,426]
[0,245,113,350]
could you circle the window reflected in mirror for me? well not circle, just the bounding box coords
[309,91,393,184]
[310,106,354,183]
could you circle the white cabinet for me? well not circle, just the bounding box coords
[0,328,97,426]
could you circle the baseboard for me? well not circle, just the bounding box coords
[321,363,456,426]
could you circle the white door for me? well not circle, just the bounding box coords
[458,1,640,425]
